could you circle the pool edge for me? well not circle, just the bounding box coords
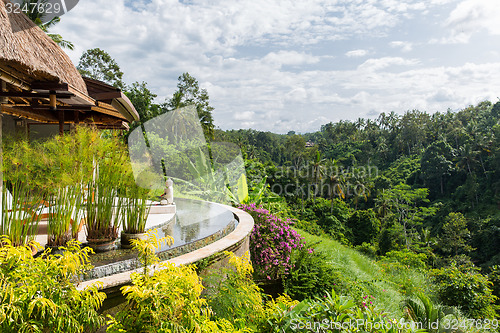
[76,203,254,292]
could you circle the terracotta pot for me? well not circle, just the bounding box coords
[30,243,39,256]
[120,232,148,249]
[87,239,116,252]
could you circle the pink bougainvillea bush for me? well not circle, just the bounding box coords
[239,203,306,280]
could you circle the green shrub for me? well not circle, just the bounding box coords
[431,264,497,319]
[355,242,378,258]
[272,290,415,333]
[107,232,242,333]
[260,295,299,333]
[293,219,325,237]
[282,244,340,301]
[320,215,349,243]
[0,237,105,332]
[381,249,428,270]
[488,265,500,308]
[204,252,265,330]
[346,209,380,246]
[378,221,406,255]
[108,262,215,332]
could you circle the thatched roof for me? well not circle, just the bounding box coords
[0,0,87,93]
[0,0,140,130]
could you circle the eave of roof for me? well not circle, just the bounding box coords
[82,77,140,122]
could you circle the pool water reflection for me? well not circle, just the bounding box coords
[85,198,237,280]
[156,198,236,251]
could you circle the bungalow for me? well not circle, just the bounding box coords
[0,0,139,140]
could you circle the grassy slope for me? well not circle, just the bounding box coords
[297,229,434,317]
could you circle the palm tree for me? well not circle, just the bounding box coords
[325,159,345,213]
[166,73,215,140]
[310,151,325,200]
[161,104,202,144]
[457,142,479,177]
[374,190,392,218]
[21,0,74,49]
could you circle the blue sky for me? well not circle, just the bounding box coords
[55,0,500,133]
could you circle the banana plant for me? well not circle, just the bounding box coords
[225,175,282,205]
[172,147,229,202]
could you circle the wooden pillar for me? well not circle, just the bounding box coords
[49,91,63,135]
[0,80,6,226]
[58,110,64,135]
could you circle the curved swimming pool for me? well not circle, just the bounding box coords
[85,198,237,280]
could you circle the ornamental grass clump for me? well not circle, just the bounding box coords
[85,180,120,243]
[239,203,305,280]
[47,185,84,247]
[1,181,42,247]
[121,187,150,234]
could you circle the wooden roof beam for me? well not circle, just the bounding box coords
[1,105,58,122]
[0,91,74,99]
[31,105,93,111]
[31,81,69,91]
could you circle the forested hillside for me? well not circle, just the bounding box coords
[215,101,500,270]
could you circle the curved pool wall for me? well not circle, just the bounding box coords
[77,200,254,295]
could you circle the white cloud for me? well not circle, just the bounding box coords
[210,59,500,132]
[263,51,321,68]
[357,57,420,71]
[345,49,368,58]
[233,111,255,121]
[51,0,500,133]
[389,41,413,52]
[436,0,500,44]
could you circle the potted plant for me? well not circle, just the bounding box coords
[120,188,150,249]
[85,180,122,252]
[46,185,83,250]
[1,181,42,254]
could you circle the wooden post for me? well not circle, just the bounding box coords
[0,80,6,226]
[58,110,64,135]
[49,91,63,135]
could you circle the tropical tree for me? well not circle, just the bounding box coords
[421,140,455,196]
[285,134,306,170]
[125,81,161,122]
[438,212,473,257]
[21,0,74,49]
[345,209,380,246]
[324,159,345,213]
[377,183,437,249]
[456,142,476,176]
[166,73,215,140]
[310,151,325,200]
[77,48,124,89]
[124,81,163,134]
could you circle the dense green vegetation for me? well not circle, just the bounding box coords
[120,63,500,324]
[216,101,500,267]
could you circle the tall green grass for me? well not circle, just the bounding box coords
[297,229,435,317]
